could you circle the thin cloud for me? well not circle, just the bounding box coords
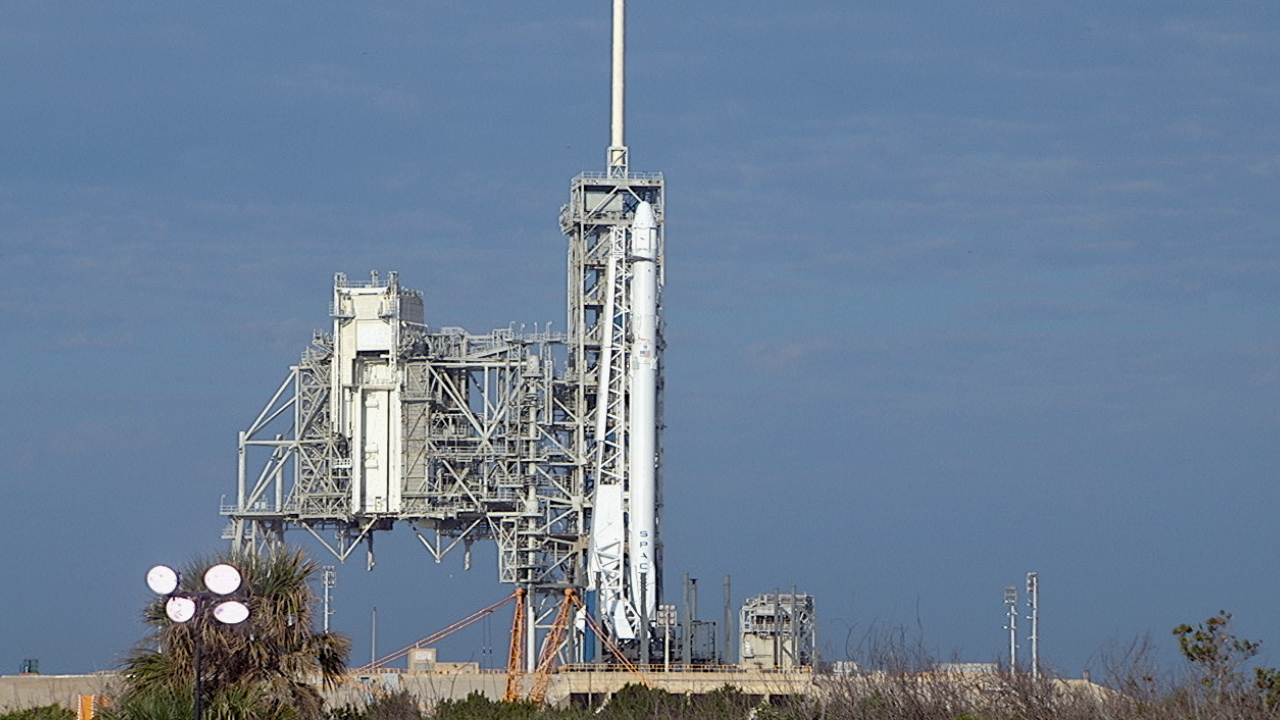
[1161,18,1272,50]
[45,330,136,352]
[743,338,836,373]
[268,62,423,112]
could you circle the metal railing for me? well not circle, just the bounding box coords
[574,171,664,181]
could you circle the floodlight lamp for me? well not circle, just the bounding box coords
[204,564,243,595]
[147,565,180,595]
[213,600,250,625]
[166,596,198,623]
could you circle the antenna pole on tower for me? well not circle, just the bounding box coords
[607,0,628,176]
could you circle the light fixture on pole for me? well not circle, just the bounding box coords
[147,563,251,720]
[657,604,677,672]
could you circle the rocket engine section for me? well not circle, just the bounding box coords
[331,271,423,516]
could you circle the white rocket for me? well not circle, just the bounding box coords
[627,200,659,623]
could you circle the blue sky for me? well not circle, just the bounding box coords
[2,1,1277,679]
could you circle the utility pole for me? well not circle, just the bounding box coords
[321,565,336,632]
[1026,572,1039,679]
[723,574,732,665]
[1004,586,1018,671]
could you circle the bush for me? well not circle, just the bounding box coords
[0,706,74,720]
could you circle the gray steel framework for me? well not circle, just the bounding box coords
[562,171,664,645]
[221,0,665,667]
[223,274,587,663]
[739,592,817,669]
[223,170,664,660]
[225,313,579,584]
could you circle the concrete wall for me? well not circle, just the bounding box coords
[329,671,509,709]
[0,675,117,712]
[0,668,817,713]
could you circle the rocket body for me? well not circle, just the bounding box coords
[628,201,659,622]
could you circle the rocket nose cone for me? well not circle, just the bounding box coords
[633,201,655,231]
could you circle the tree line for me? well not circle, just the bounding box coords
[10,549,1272,720]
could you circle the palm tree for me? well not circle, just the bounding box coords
[112,548,351,720]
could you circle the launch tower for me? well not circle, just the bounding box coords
[222,0,664,665]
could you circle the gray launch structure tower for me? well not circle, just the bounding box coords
[222,0,664,665]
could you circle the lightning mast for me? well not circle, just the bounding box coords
[607,0,628,177]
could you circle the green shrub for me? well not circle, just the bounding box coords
[0,705,74,720]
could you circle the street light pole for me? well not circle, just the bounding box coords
[657,604,676,672]
[146,563,250,720]
[193,630,203,720]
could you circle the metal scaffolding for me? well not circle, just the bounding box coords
[221,0,665,667]
[564,170,664,648]
[223,273,586,659]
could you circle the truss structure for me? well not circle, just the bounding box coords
[224,272,584,661]
[221,0,665,667]
[563,171,664,645]
[739,592,817,669]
